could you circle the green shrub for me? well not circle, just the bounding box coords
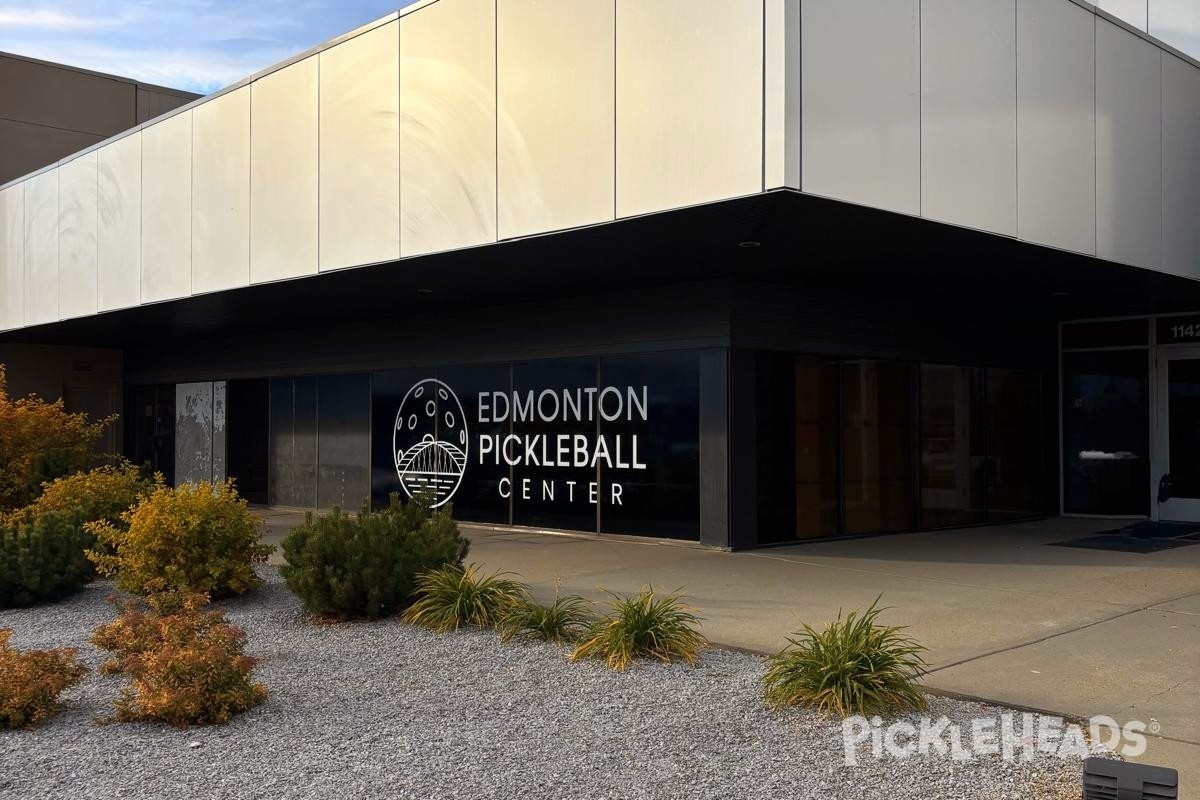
[569,587,706,671]
[91,591,266,726]
[499,590,594,644]
[402,563,530,633]
[0,364,116,512]
[762,597,928,718]
[0,510,95,608]
[87,481,272,597]
[280,493,468,620]
[0,628,88,729]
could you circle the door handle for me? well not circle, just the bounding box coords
[1157,473,1173,504]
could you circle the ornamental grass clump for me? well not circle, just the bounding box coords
[762,596,928,718]
[90,591,266,726]
[280,494,468,620]
[0,629,88,729]
[569,587,706,671]
[498,586,594,645]
[402,563,531,633]
[87,480,272,598]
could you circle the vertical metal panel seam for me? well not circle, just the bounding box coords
[761,0,766,192]
[1013,0,1019,240]
[1093,10,1098,258]
[918,0,924,218]
[494,0,499,247]
[612,0,617,220]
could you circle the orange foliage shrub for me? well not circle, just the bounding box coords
[90,592,266,726]
[0,364,116,511]
[0,629,88,729]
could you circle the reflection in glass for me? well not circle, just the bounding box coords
[794,357,840,538]
[919,365,985,527]
[1167,359,1200,499]
[268,377,318,507]
[599,351,700,540]
[842,361,915,534]
[1062,350,1150,514]
[986,368,1052,521]
[316,374,370,511]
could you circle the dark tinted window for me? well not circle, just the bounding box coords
[439,363,511,524]
[316,374,370,511]
[919,365,985,527]
[598,351,700,540]
[1062,350,1150,514]
[511,358,600,532]
[268,376,317,507]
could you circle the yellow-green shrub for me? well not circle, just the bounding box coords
[0,628,88,729]
[90,592,266,726]
[0,364,115,512]
[87,481,273,597]
[18,462,154,528]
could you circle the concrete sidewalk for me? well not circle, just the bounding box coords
[259,511,1199,787]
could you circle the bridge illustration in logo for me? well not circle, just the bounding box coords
[393,378,468,508]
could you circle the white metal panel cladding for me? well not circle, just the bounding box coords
[24,169,59,326]
[97,132,141,312]
[800,0,920,215]
[250,55,318,284]
[402,0,496,257]
[319,20,400,271]
[921,0,1017,236]
[1096,20,1163,270]
[615,0,763,218]
[764,0,800,190]
[192,86,250,295]
[497,0,614,240]
[0,183,23,331]
[1162,53,1200,278]
[1149,0,1200,59]
[141,110,193,302]
[1016,0,1097,255]
[58,152,99,319]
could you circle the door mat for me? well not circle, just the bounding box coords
[1050,521,1200,553]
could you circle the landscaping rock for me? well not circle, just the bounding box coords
[0,569,1104,800]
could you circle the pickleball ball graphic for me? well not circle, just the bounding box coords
[393,379,468,508]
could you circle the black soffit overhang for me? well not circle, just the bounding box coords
[5,190,1200,349]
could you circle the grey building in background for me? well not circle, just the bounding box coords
[0,52,196,449]
[0,52,198,186]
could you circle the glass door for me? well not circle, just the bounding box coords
[1155,347,1200,521]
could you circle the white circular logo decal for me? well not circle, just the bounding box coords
[392,378,468,508]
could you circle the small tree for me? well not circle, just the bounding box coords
[0,365,115,512]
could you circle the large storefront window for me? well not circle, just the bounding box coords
[316,374,371,511]
[756,351,1052,543]
[842,360,915,534]
[919,365,985,527]
[1062,350,1150,515]
[598,352,700,540]
[268,376,318,508]
[371,353,703,540]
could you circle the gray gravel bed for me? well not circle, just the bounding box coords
[1,568,1102,800]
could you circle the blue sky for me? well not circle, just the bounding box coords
[0,1,416,94]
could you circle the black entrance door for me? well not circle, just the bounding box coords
[130,385,175,485]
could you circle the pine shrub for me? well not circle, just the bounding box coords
[0,629,88,729]
[280,493,468,620]
[570,588,707,671]
[761,597,928,718]
[0,510,95,608]
[90,591,266,726]
[87,481,272,597]
[403,563,530,633]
